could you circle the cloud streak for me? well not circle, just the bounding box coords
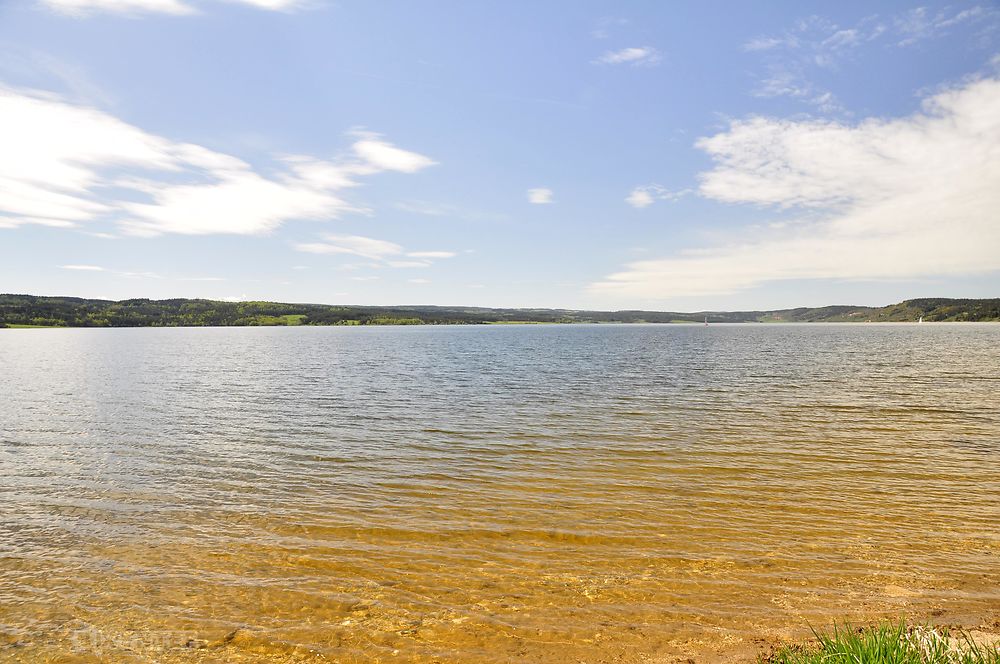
[527,187,553,204]
[38,0,305,16]
[591,77,1000,299]
[625,185,691,209]
[594,46,661,66]
[894,6,996,47]
[743,7,1000,113]
[294,234,456,269]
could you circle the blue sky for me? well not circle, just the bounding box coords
[1,0,998,310]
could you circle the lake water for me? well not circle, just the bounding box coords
[1,324,998,662]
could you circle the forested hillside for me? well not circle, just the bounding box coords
[1,294,997,328]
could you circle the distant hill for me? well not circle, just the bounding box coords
[0,295,997,328]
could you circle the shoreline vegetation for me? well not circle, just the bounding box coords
[764,623,1000,664]
[0,294,998,328]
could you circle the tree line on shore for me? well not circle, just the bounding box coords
[0,294,997,328]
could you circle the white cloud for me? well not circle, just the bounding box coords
[40,0,195,15]
[229,0,301,10]
[894,6,995,47]
[822,28,861,50]
[407,278,430,284]
[745,8,999,111]
[294,233,453,269]
[625,185,690,209]
[394,200,509,222]
[751,61,846,113]
[625,188,654,209]
[743,36,786,52]
[0,86,435,237]
[58,265,227,281]
[38,0,305,16]
[295,234,403,260]
[527,187,553,204]
[809,91,842,113]
[351,133,437,173]
[744,14,883,58]
[406,250,456,258]
[594,46,661,66]
[591,77,1000,299]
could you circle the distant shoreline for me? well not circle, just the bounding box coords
[5,320,1000,330]
[1,294,998,328]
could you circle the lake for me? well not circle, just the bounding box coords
[1,324,998,662]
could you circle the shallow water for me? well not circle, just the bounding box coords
[1,324,998,662]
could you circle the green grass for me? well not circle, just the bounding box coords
[764,623,1000,663]
[2,323,64,328]
[247,314,307,325]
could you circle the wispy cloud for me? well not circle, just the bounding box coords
[591,77,1000,299]
[38,0,306,17]
[351,132,437,173]
[894,6,995,47]
[58,264,224,282]
[624,188,655,209]
[743,36,786,52]
[743,14,880,58]
[594,46,661,66]
[527,187,553,204]
[743,15,866,113]
[0,49,116,108]
[625,185,691,209]
[295,235,403,260]
[394,200,509,223]
[407,251,456,258]
[591,16,628,40]
[0,85,435,237]
[744,7,1000,112]
[294,234,455,269]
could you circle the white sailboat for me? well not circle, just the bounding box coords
[919,316,924,324]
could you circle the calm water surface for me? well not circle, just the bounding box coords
[1,324,998,662]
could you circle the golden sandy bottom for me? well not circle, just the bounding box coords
[2,487,998,663]
[2,326,999,662]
